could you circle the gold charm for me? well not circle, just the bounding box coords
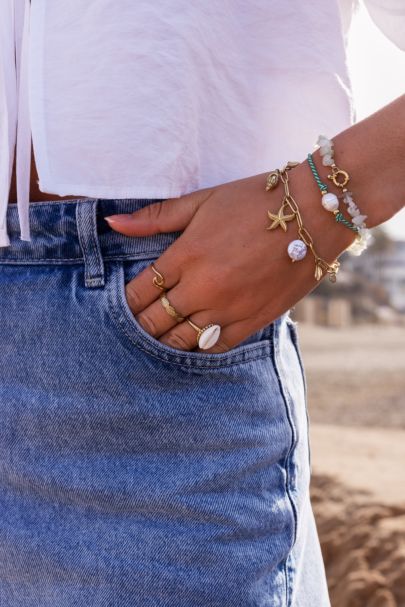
[265,171,280,191]
[266,201,296,232]
[328,260,340,283]
[314,262,324,281]
[314,258,340,282]
[327,166,350,189]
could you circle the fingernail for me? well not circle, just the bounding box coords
[104,214,133,224]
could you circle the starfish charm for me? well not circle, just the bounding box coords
[266,202,296,232]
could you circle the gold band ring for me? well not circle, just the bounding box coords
[186,319,222,350]
[160,294,185,323]
[151,263,166,291]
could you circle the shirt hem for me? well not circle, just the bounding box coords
[37,181,196,200]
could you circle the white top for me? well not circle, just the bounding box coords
[1,0,405,247]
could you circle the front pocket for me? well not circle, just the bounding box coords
[106,259,275,370]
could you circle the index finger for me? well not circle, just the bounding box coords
[125,247,181,314]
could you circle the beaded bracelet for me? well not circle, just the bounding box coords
[265,162,340,282]
[312,135,372,255]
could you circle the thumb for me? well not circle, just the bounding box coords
[104,189,209,236]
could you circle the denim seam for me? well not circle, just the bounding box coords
[286,318,312,474]
[271,320,299,607]
[6,197,99,208]
[0,251,171,264]
[0,258,84,263]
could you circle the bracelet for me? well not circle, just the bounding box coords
[307,152,358,233]
[265,162,340,282]
[313,135,372,255]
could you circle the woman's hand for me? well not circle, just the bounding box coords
[104,160,358,353]
[103,95,405,353]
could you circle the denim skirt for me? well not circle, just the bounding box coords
[0,198,330,606]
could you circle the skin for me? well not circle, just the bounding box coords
[12,95,405,353]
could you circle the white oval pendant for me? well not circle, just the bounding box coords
[288,239,307,261]
[198,324,221,350]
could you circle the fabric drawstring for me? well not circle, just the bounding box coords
[0,0,32,247]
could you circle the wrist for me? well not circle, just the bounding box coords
[288,160,357,265]
[320,95,405,227]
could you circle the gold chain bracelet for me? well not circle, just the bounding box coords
[265,162,340,283]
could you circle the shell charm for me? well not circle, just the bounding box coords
[197,324,221,350]
[287,239,307,262]
[265,170,280,191]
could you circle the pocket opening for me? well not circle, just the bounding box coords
[106,260,275,369]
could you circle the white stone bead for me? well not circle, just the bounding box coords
[287,239,307,261]
[348,230,371,255]
[317,135,332,148]
[352,214,368,226]
[347,240,365,255]
[319,140,331,150]
[319,140,333,151]
[348,206,360,217]
[359,227,371,240]
[322,154,334,166]
[321,192,339,212]
[320,147,333,160]
[198,324,221,350]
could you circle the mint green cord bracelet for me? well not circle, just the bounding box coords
[307,153,358,233]
[334,211,359,231]
[307,153,328,194]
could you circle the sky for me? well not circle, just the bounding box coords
[346,1,405,240]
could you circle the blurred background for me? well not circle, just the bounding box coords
[291,2,405,605]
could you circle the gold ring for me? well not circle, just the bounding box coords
[151,263,166,291]
[186,319,222,350]
[160,294,185,323]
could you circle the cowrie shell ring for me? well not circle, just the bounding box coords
[186,320,222,350]
[151,263,221,350]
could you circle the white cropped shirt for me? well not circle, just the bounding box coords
[1,0,405,247]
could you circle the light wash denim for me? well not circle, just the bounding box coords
[0,198,330,606]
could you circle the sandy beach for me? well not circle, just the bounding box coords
[297,323,405,607]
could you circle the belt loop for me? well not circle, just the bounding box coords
[76,199,105,288]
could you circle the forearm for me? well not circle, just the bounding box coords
[287,94,405,264]
[326,93,405,226]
